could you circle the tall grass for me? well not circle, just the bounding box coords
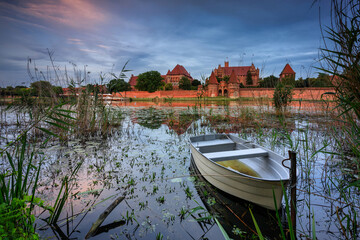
[318,2,360,236]
[0,100,78,237]
[0,134,42,239]
[319,0,360,162]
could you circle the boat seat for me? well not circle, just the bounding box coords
[203,148,268,162]
[193,139,234,148]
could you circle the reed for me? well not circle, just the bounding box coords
[0,134,42,239]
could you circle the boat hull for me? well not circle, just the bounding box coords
[190,136,289,210]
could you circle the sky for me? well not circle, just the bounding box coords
[0,0,332,87]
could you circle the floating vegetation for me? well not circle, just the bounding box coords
[0,99,359,239]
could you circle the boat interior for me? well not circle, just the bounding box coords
[190,134,290,180]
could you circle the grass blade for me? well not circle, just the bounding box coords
[249,208,264,240]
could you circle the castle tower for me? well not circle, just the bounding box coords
[207,71,219,97]
[279,64,296,82]
[228,70,240,98]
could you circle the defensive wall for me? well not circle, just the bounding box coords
[113,88,335,101]
[238,87,334,101]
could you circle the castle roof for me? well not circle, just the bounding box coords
[281,64,295,75]
[129,74,138,86]
[219,66,252,76]
[208,71,218,84]
[228,70,238,84]
[168,64,192,78]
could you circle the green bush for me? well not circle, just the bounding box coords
[0,197,39,240]
[273,82,293,110]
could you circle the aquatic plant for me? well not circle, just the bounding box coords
[273,81,293,111]
[0,135,43,239]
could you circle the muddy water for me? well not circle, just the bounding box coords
[1,101,358,239]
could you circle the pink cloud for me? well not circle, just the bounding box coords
[0,0,107,30]
[97,44,110,49]
[68,38,84,45]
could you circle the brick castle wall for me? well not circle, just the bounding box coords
[113,88,335,101]
[238,87,334,100]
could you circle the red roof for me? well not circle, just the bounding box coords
[220,66,252,76]
[281,64,295,75]
[228,70,237,83]
[129,75,138,86]
[168,64,192,78]
[208,71,218,84]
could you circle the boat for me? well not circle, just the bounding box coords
[189,158,283,238]
[189,133,290,210]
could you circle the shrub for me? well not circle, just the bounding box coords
[273,82,293,110]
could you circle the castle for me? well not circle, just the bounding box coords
[214,61,260,86]
[279,63,296,81]
[127,61,296,99]
[129,64,193,90]
[205,61,260,98]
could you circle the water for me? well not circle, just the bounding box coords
[0,101,359,239]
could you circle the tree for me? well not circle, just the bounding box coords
[179,77,191,90]
[273,82,293,110]
[164,83,173,91]
[309,73,332,87]
[223,76,230,83]
[13,86,28,96]
[246,71,253,85]
[259,75,279,88]
[52,86,63,95]
[30,81,53,97]
[135,71,163,92]
[282,76,295,86]
[191,79,201,87]
[107,79,131,93]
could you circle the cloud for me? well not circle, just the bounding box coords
[0,0,107,30]
[97,44,110,49]
[0,0,332,86]
[68,38,84,45]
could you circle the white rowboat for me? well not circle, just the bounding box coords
[190,134,290,210]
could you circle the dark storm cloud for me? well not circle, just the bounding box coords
[0,0,331,86]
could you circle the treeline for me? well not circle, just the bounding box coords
[258,73,333,88]
[0,81,63,97]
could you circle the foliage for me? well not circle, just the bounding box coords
[191,79,201,87]
[179,77,192,90]
[0,197,39,239]
[52,86,63,95]
[313,73,333,87]
[273,82,293,110]
[295,74,333,88]
[281,76,295,86]
[294,77,310,88]
[258,75,279,88]
[0,134,44,239]
[222,76,230,83]
[246,70,253,85]
[107,78,131,93]
[164,83,173,91]
[30,81,54,97]
[319,0,360,184]
[135,71,163,92]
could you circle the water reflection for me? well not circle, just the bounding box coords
[1,101,356,239]
[190,157,282,239]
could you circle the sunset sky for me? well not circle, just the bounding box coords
[0,0,331,87]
